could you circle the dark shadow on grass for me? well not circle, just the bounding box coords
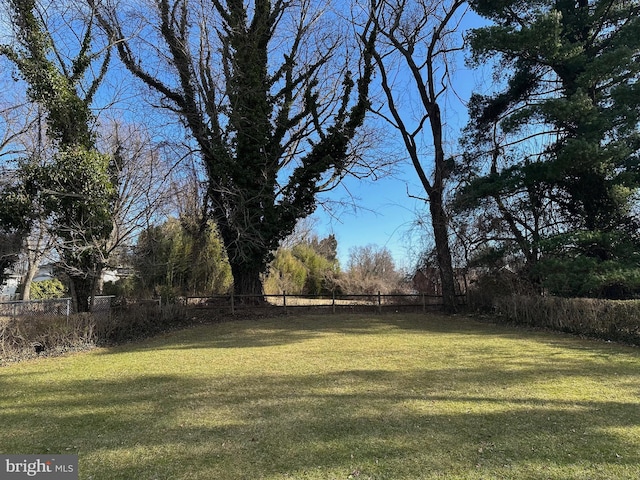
[94,314,409,353]
[3,313,638,478]
[1,359,639,479]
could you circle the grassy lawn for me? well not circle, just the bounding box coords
[1,313,639,479]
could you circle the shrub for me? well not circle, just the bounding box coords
[95,302,187,345]
[264,249,307,295]
[465,270,536,312]
[30,279,67,299]
[264,243,339,296]
[134,218,232,297]
[492,295,640,344]
[0,303,188,363]
[292,243,337,295]
[103,277,137,298]
[0,314,95,362]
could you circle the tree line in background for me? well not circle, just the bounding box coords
[114,210,404,294]
[105,218,406,302]
[0,0,638,312]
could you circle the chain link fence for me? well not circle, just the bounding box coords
[0,298,71,320]
[91,296,115,314]
[0,296,114,320]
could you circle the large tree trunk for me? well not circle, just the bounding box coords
[69,274,96,313]
[216,208,270,299]
[425,100,458,314]
[230,262,265,302]
[429,196,458,313]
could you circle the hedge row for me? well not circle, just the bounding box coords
[492,295,640,345]
[0,303,188,364]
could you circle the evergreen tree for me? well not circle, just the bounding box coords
[134,218,232,299]
[458,0,640,297]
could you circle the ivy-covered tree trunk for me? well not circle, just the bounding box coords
[219,223,270,298]
[69,275,94,314]
[97,0,376,296]
[2,1,114,311]
[229,262,265,299]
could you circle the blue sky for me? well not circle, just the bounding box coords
[314,172,426,271]
[311,10,490,271]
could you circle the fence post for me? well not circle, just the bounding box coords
[332,291,336,315]
[283,291,287,315]
[230,292,235,315]
[422,293,425,313]
[66,298,71,318]
[378,291,381,314]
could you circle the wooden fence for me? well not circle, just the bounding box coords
[186,292,466,315]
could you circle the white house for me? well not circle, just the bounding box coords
[1,262,135,302]
[0,272,21,301]
[0,263,57,301]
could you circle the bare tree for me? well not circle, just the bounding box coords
[99,118,175,260]
[0,65,38,288]
[347,244,397,280]
[367,0,466,312]
[12,105,58,300]
[340,243,403,294]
